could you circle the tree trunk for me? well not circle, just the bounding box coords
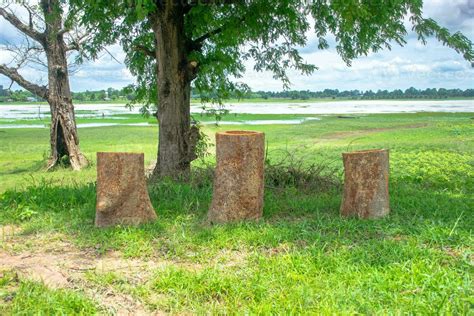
[207,131,265,224]
[340,149,390,219]
[42,0,88,170]
[95,152,157,227]
[150,1,197,179]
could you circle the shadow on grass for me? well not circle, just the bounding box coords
[0,159,46,176]
[0,175,471,264]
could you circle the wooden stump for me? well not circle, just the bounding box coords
[207,131,265,224]
[95,152,157,227]
[340,149,390,219]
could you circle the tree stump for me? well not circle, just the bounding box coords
[95,152,157,227]
[340,149,390,219]
[207,131,265,224]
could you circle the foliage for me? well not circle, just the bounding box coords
[79,87,474,103]
[71,86,133,102]
[193,123,214,161]
[248,87,474,100]
[72,0,473,111]
[2,86,474,103]
[14,205,38,222]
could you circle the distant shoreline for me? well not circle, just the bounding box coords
[1,97,473,106]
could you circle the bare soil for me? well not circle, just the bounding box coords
[0,226,247,315]
[0,228,176,314]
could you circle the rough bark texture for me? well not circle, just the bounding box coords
[208,131,265,224]
[42,0,88,170]
[95,152,157,227]
[150,1,198,179]
[0,1,87,170]
[340,149,390,219]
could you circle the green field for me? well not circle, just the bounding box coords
[0,112,473,314]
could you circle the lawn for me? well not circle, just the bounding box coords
[0,112,473,314]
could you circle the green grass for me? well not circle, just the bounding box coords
[0,112,473,313]
[0,271,98,314]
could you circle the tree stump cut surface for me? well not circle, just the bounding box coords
[95,152,157,227]
[340,149,390,219]
[208,131,265,224]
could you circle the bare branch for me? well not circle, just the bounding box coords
[21,3,34,29]
[66,32,89,51]
[1,33,47,70]
[0,7,45,43]
[0,64,49,100]
[103,46,122,64]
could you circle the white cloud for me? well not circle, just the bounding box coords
[1,1,473,92]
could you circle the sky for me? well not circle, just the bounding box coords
[0,0,473,92]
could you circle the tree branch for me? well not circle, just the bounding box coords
[58,28,70,36]
[190,16,245,51]
[21,3,34,29]
[0,64,49,100]
[3,34,46,70]
[133,45,156,58]
[66,33,89,51]
[0,7,45,44]
[193,25,225,46]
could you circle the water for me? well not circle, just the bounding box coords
[0,100,472,129]
[0,104,142,120]
[0,122,153,129]
[193,99,474,114]
[201,117,321,125]
[0,119,321,129]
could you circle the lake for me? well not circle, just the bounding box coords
[0,100,473,128]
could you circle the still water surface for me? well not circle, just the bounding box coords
[1,100,472,128]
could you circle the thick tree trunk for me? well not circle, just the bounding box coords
[95,152,157,227]
[340,149,390,219]
[0,0,87,170]
[42,0,88,170]
[150,2,197,179]
[47,98,88,170]
[207,131,265,224]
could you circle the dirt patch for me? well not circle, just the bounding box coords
[81,286,155,316]
[211,249,250,268]
[0,249,97,288]
[321,123,428,140]
[0,244,199,314]
[1,225,23,240]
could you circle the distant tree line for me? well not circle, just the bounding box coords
[0,89,38,102]
[245,87,474,100]
[71,87,135,102]
[1,86,473,103]
[0,86,133,102]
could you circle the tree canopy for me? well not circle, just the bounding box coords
[71,0,474,177]
[76,0,473,108]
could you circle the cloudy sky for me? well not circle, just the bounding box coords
[0,0,473,92]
